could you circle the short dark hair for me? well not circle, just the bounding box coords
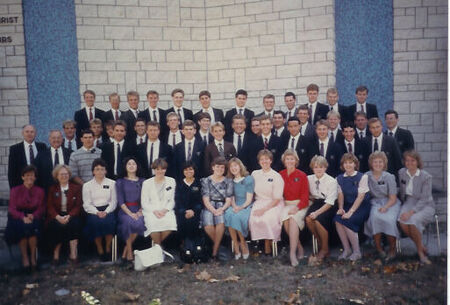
[385,109,399,119]
[284,92,296,99]
[121,156,142,178]
[287,117,300,124]
[354,111,367,120]
[307,84,319,92]
[273,110,285,119]
[182,161,197,174]
[91,158,106,172]
[81,129,94,137]
[235,89,248,98]
[146,121,161,130]
[197,112,211,121]
[171,88,184,97]
[298,104,309,111]
[21,165,37,177]
[355,85,368,94]
[135,118,146,126]
[182,119,196,129]
[113,120,127,130]
[146,90,159,97]
[211,156,227,167]
[341,121,355,130]
[83,89,96,98]
[199,90,211,98]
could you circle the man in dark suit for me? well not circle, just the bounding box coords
[137,121,173,179]
[224,114,257,172]
[354,111,371,140]
[384,110,415,154]
[347,85,379,120]
[120,90,141,141]
[62,120,81,152]
[365,118,402,177]
[102,92,122,124]
[166,88,193,129]
[326,88,348,123]
[174,120,204,181]
[284,92,298,119]
[101,121,136,180]
[8,124,47,188]
[327,110,345,144]
[195,112,214,146]
[163,111,184,148]
[134,118,147,145]
[193,90,224,127]
[308,119,344,178]
[252,115,283,171]
[272,110,289,142]
[224,89,255,135]
[74,89,104,139]
[297,105,315,139]
[340,121,370,173]
[256,94,276,118]
[284,117,312,174]
[33,130,71,190]
[138,90,167,139]
[204,122,236,176]
[303,83,329,125]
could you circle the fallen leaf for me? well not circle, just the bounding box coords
[149,298,161,305]
[223,275,240,282]
[361,266,371,273]
[373,259,382,266]
[283,290,300,305]
[25,283,38,289]
[316,273,323,278]
[307,256,320,266]
[383,265,397,274]
[207,278,220,283]
[22,289,30,296]
[195,270,212,281]
[177,264,191,273]
[349,298,365,304]
[124,292,140,301]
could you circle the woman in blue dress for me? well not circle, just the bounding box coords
[116,157,146,262]
[224,157,254,260]
[334,153,371,261]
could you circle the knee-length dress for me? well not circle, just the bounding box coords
[364,171,401,238]
[116,178,146,241]
[280,169,309,230]
[175,179,203,239]
[224,175,254,237]
[397,168,435,233]
[200,176,233,226]
[249,169,284,241]
[334,172,371,232]
[141,176,177,236]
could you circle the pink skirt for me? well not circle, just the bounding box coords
[249,199,283,241]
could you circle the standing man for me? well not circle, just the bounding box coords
[174,120,204,181]
[272,110,289,142]
[257,94,276,118]
[284,92,298,119]
[8,124,47,188]
[195,112,213,146]
[303,84,329,125]
[102,93,122,124]
[284,117,311,174]
[69,130,102,185]
[166,88,193,129]
[327,111,344,144]
[296,105,315,139]
[62,120,80,152]
[224,89,255,135]
[193,90,224,126]
[134,118,147,145]
[164,112,184,148]
[347,86,379,120]
[90,119,104,148]
[384,110,414,154]
[252,115,283,171]
[326,88,348,123]
[203,122,236,176]
[225,114,257,172]
[74,90,104,138]
[340,121,370,173]
[354,111,371,140]
[120,90,141,140]
[138,90,167,139]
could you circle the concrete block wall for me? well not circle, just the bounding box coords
[0,0,27,199]
[393,0,447,190]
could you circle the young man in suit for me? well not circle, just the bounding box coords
[296,105,315,139]
[100,121,136,180]
[203,122,236,176]
[272,110,289,141]
[164,111,184,148]
[195,112,214,146]
[8,124,47,188]
[354,111,371,140]
[250,116,261,137]
[284,117,311,174]
[62,120,80,152]
[138,90,167,139]
[225,114,257,172]
[193,90,224,125]
[166,88,193,129]
[327,110,344,144]
[303,83,329,125]
[253,115,283,171]
[384,109,415,154]
[74,90,104,139]
[347,86,379,120]
[365,118,402,178]
[284,92,298,119]
[90,119,104,149]
[308,120,344,178]
[224,89,255,135]
[137,121,173,179]
[120,90,141,141]
[340,121,370,173]
[134,118,147,145]
[102,92,122,123]
[174,120,204,181]
[326,88,348,123]
[256,94,276,118]
[33,130,71,190]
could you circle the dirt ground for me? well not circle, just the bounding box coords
[0,251,446,305]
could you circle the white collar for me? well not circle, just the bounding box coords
[290,132,300,140]
[234,131,245,137]
[406,169,420,178]
[344,138,355,145]
[235,107,245,112]
[148,138,159,144]
[60,184,69,191]
[174,105,183,111]
[214,139,224,146]
[82,146,94,152]
[113,139,125,145]
[169,130,180,135]
[373,133,383,141]
[388,126,398,135]
[50,146,61,152]
[343,171,358,177]
[185,138,195,144]
[319,137,329,145]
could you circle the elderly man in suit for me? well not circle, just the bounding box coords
[347,86,379,120]
[384,110,415,154]
[203,122,236,176]
[120,91,141,141]
[194,90,224,126]
[8,124,47,188]
[74,90,104,139]
[224,89,255,135]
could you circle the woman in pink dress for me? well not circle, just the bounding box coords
[249,149,284,255]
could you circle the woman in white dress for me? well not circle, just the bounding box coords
[141,158,177,245]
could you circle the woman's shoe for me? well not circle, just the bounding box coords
[234,253,241,260]
[349,252,362,261]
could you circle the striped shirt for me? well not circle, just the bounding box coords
[69,147,102,183]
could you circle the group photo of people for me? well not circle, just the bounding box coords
[6,83,436,272]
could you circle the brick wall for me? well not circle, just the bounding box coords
[393,0,447,190]
[0,0,27,199]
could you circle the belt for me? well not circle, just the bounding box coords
[125,202,139,207]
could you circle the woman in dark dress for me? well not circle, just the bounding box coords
[46,165,82,265]
[116,157,146,262]
[5,165,45,271]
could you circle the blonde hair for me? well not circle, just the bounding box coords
[52,164,72,181]
[310,155,328,169]
[227,157,249,178]
[257,149,273,162]
[368,151,388,171]
[211,122,225,132]
[281,149,299,167]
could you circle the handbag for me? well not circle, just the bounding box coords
[134,244,174,271]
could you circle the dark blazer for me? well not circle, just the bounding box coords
[308,139,344,178]
[33,147,71,190]
[328,104,349,123]
[340,138,371,173]
[120,109,140,141]
[203,141,236,176]
[100,140,137,180]
[62,138,81,153]
[138,107,167,138]
[173,139,205,181]
[329,129,345,145]
[303,102,329,125]
[167,107,193,127]
[282,135,312,174]
[136,141,173,178]
[74,107,104,138]
[196,132,214,147]
[355,127,371,140]
[225,132,257,172]
[174,178,202,238]
[385,127,414,154]
[46,183,82,222]
[8,141,47,188]
[224,108,255,136]
[364,134,402,177]
[162,130,184,147]
[273,127,290,144]
[253,135,283,171]
[347,103,379,120]
[194,108,224,124]
[300,122,316,140]
[102,109,121,123]
[285,107,298,119]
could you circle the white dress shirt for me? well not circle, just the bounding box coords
[167,130,182,147]
[82,177,117,214]
[50,146,64,167]
[372,133,383,152]
[63,137,77,150]
[129,108,139,119]
[147,139,160,175]
[387,125,398,137]
[307,173,338,205]
[23,141,37,165]
[406,169,420,196]
[233,131,245,151]
[174,106,185,122]
[148,107,159,122]
[235,107,246,115]
[308,101,318,120]
[288,132,301,149]
[274,126,285,137]
[113,139,125,175]
[136,135,146,145]
[85,107,95,119]
[356,128,366,138]
[199,130,210,144]
[344,139,355,153]
[318,137,329,156]
[300,122,309,136]
[356,102,367,113]
[184,138,195,160]
[214,139,225,151]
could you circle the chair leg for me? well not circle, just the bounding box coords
[312,236,318,255]
[111,235,117,262]
[435,215,441,255]
[396,239,401,254]
[272,241,278,257]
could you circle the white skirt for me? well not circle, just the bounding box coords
[280,204,308,231]
[143,210,177,236]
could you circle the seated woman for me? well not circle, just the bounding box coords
[398,150,435,265]
[5,165,45,271]
[249,149,284,255]
[305,156,337,262]
[175,161,202,241]
[201,157,233,259]
[46,165,82,265]
[279,149,309,267]
[141,158,177,245]
[82,158,117,261]
[116,157,146,262]
[364,151,401,260]
[334,153,371,261]
[224,157,254,260]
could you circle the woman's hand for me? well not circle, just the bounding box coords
[23,215,32,224]
[213,207,224,216]
[185,209,194,219]
[129,212,139,221]
[400,210,414,222]
[97,211,107,218]
[233,206,242,213]
[336,208,345,215]
[342,210,354,219]
[253,208,266,217]
[288,206,299,215]
[308,211,317,220]
[378,206,388,213]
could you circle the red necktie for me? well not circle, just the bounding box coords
[115,110,119,121]
[264,137,268,149]
[89,108,93,121]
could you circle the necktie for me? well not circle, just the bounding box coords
[140,137,143,144]
[172,134,176,147]
[203,135,207,145]
[360,104,364,113]
[239,109,243,115]
[300,125,303,135]
[89,108,93,121]
[68,140,72,151]
[54,148,59,167]
[177,108,182,127]
[115,110,119,121]
[347,142,353,153]
[330,106,333,111]
[187,141,192,161]
[268,112,271,119]
[29,144,34,163]
[315,180,320,192]
[116,143,121,175]
[330,131,334,143]
[389,131,393,137]
[149,142,154,168]
[96,139,101,148]
[264,137,268,149]
[320,142,324,156]
[153,110,157,122]
[291,137,295,149]
[218,143,224,156]
[308,105,312,123]
[374,138,379,152]
[360,131,364,139]
[237,134,242,154]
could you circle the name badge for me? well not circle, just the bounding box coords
[268,178,273,182]
[377,181,385,185]
[166,186,172,191]
[271,149,276,154]
[401,180,406,184]
[294,178,299,182]
[55,192,60,198]
[103,185,109,189]
[192,186,199,192]
[330,155,335,160]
